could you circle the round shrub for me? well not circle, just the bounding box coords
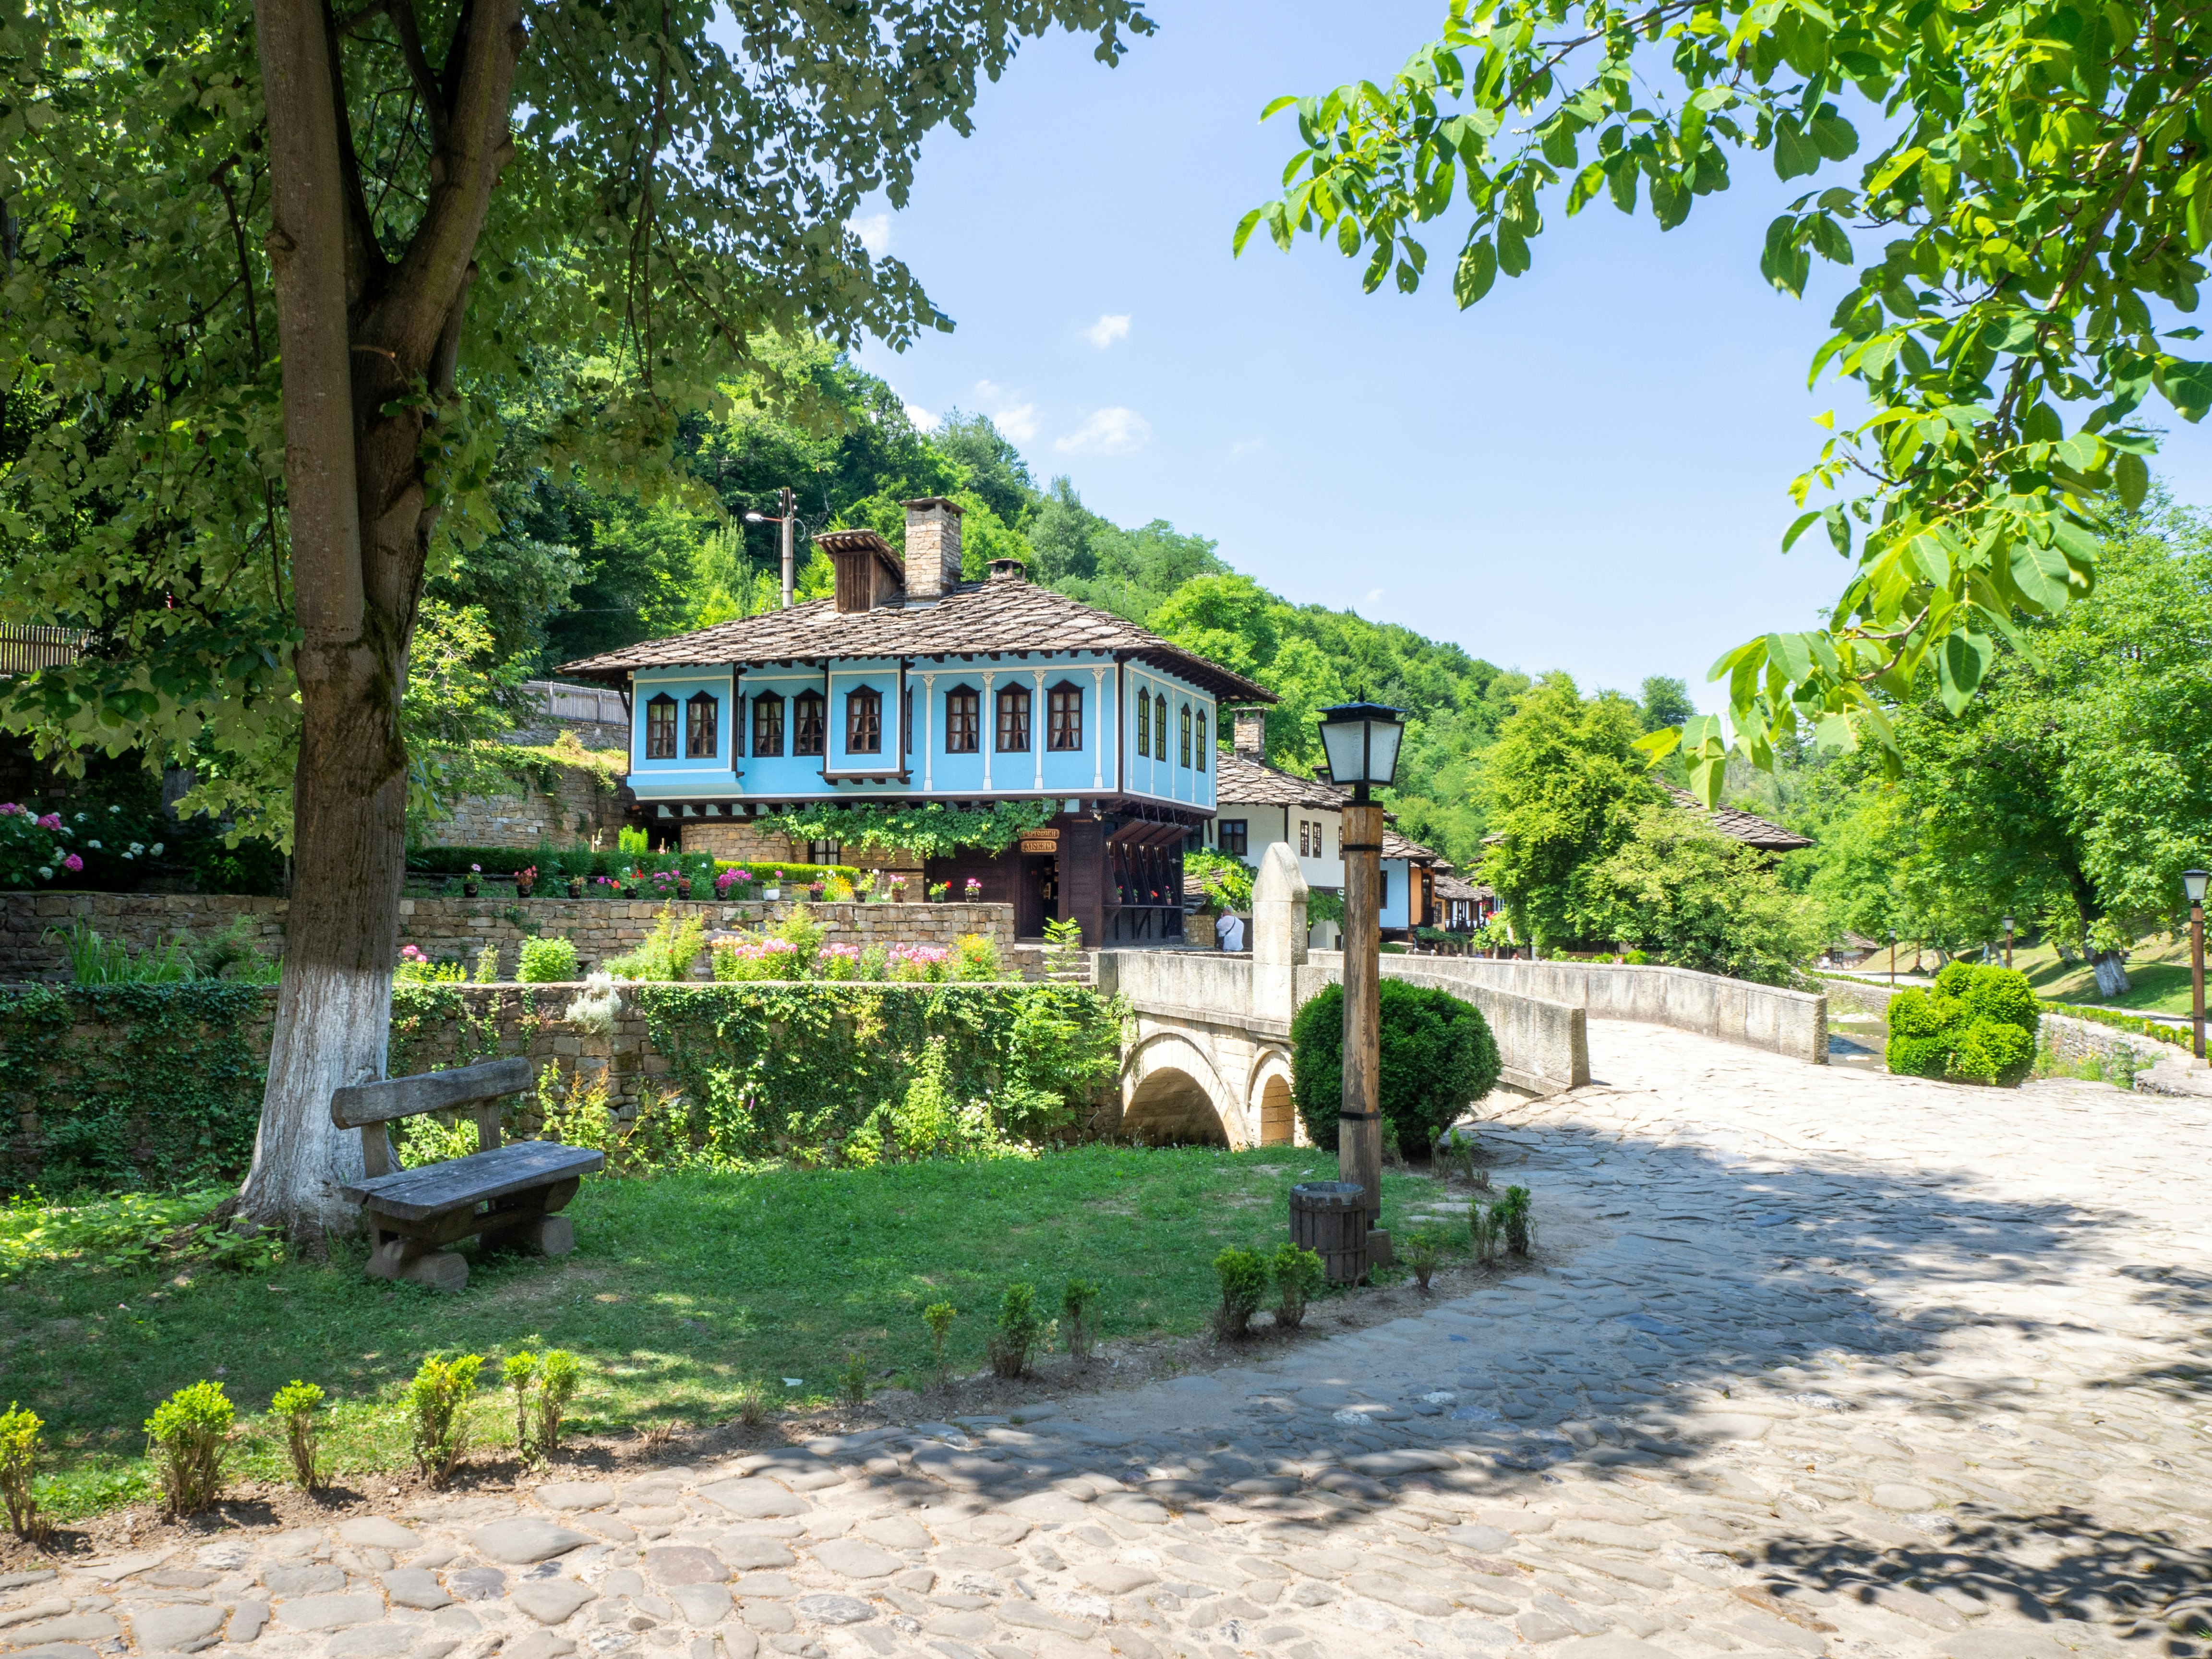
[1883,965,2039,1086]
[1291,981,1503,1154]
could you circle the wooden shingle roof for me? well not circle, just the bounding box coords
[1662,783,1814,852]
[1214,751,1351,811]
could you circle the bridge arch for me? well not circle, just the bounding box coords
[1122,1029,1239,1147]
[1248,1052,1299,1146]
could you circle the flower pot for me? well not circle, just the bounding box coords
[515,883,533,900]
[462,880,479,898]
[568,878,585,899]
[762,887,780,901]
[677,879,692,900]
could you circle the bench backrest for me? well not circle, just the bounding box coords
[333,1056,532,1178]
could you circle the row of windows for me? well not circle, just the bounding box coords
[644,683,1210,769]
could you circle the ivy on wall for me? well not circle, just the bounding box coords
[633,982,1123,1164]
[757,801,1058,859]
[0,984,270,1195]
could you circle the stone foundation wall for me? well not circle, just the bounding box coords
[0,892,1016,981]
[2038,1011,2186,1077]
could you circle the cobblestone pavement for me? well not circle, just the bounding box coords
[7,1021,2210,1659]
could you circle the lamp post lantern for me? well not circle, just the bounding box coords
[2186,869,2209,1061]
[1317,699,1405,1261]
[2002,915,2015,971]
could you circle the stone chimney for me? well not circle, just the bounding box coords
[901,497,963,602]
[817,529,904,615]
[1231,708,1266,761]
[987,557,1027,582]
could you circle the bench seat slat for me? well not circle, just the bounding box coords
[332,1057,533,1129]
[340,1139,604,1221]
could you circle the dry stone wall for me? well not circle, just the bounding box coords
[0,891,1014,981]
[677,818,924,875]
[416,756,628,851]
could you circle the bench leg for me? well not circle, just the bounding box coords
[366,1230,470,1291]
[481,1213,575,1258]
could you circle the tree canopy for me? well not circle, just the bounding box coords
[1239,0,2210,798]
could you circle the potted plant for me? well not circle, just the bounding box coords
[568,871,586,899]
[463,862,481,898]
[808,880,826,901]
[762,869,782,901]
[963,877,983,902]
[515,864,537,900]
[927,881,950,903]
[889,874,910,903]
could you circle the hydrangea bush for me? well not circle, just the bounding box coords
[0,803,166,889]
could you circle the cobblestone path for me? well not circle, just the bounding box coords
[6,1021,2209,1659]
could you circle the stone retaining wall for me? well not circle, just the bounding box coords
[0,892,1016,981]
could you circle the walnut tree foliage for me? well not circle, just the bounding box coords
[1237,0,2212,800]
[0,0,1152,835]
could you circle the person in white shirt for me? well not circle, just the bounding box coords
[1216,910,1245,952]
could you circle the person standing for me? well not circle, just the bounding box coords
[1216,909,1246,952]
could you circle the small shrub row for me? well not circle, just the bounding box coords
[2039,999,2192,1049]
[1213,1243,1326,1337]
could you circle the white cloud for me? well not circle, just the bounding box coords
[970,381,1038,442]
[850,213,892,256]
[904,403,939,432]
[1056,407,1152,457]
[1364,589,1384,609]
[1084,313,1131,349]
[1230,437,1266,457]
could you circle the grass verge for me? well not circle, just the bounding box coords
[2,1145,1423,1519]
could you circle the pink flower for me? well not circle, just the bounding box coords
[61,853,82,872]
[36,813,61,831]
[0,803,21,816]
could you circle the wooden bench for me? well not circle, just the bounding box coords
[333,1057,604,1291]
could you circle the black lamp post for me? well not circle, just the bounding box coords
[1317,699,1405,1257]
[2002,914,2015,971]
[2186,869,2208,1061]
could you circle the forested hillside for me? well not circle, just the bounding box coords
[433,337,1527,865]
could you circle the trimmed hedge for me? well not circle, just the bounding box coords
[2040,999,2191,1049]
[1887,962,2040,1085]
[1289,980,1501,1155]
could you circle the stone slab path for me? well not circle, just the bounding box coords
[7,1021,2209,1659]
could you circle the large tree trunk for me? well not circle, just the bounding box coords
[239,0,520,1235]
[2091,950,2132,998]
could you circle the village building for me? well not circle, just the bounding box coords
[558,498,1272,944]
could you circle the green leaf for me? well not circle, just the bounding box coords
[1936,630,1993,714]
[1774,117,1820,180]
[2116,451,2149,510]
[1452,237,1498,308]
[2008,540,2074,611]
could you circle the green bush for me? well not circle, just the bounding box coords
[0,1403,44,1540]
[270,1380,324,1491]
[1290,981,1503,1153]
[144,1380,232,1515]
[1271,1242,1324,1329]
[986,1283,1042,1379]
[406,1353,483,1485]
[517,935,579,982]
[1213,1246,1267,1337]
[1884,964,2040,1086]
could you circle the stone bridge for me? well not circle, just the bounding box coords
[1093,845,1828,1149]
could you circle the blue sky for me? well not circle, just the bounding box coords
[850,0,2212,714]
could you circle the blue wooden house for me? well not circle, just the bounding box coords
[559,498,1272,942]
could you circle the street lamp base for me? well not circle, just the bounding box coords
[1365,1229,1394,1269]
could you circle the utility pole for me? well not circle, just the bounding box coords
[745,487,800,610]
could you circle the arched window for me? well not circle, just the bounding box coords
[944,685,980,753]
[1154,693,1168,760]
[685,691,719,759]
[1195,707,1208,772]
[793,690,826,757]
[1047,682,1083,751]
[1135,687,1151,757]
[645,693,677,759]
[846,686,882,754]
[751,691,784,757]
[996,684,1031,752]
[1179,703,1192,768]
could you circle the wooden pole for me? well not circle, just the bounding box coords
[2193,899,2205,1062]
[1341,799,1386,1262]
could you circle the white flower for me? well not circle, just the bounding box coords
[86,840,102,850]
[73,812,86,822]
[121,852,134,861]
[108,805,121,814]
[149,842,164,855]
[128,842,143,854]
[36,867,51,880]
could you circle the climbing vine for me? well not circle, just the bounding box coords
[756,801,1058,859]
[631,982,1123,1165]
[0,984,271,1195]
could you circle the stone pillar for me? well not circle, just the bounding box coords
[1251,841,1307,1028]
[1340,800,1387,1259]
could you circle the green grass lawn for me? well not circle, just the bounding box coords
[2,1147,1430,1517]
[2009,936,2198,1014]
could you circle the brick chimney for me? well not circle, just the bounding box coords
[817,529,904,615]
[1232,708,1266,761]
[901,497,963,602]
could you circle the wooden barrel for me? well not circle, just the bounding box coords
[1289,1180,1368,1284]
